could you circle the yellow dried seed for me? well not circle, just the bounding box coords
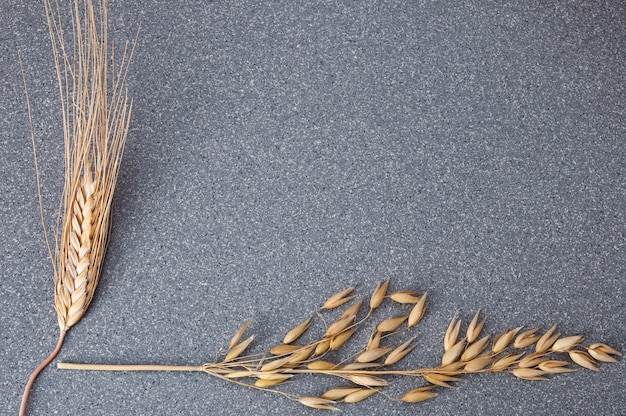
[466,309,486,343]
[402,386,438,403]
[340,300,363,320]
[377,315,408,333]
[322,287,356,309]
[464,356,493,372]
[514,327,541,349]
[511,368,548,381]
[270,344,304,355]
[444,314,461,351]
[321,387,362,400]
[370,279,390,310]
[441,338,466,366]
[356,347,392,363]
[492,353,525,371]
[408,293,428,328]
[229,319,252,349]
[461,335,490,362]
[325,315,355,337]
[225,370,254,379]
[492,327,522,354]
[342,362,382,370]
[569,350,599,372]
[307,360,338,370]
[298,397,338,411]
[389,291,421,304]
[535,324,559,353]
[256,373,293,381]
[551,335,583,353]
[260,356,292,372]
[518,353,546,368]
[330,328,357,350]
[384,337,416,366]
[315,338,331,355]
[283,317,313,345]
[224,335,254,362]
[254,376,290,388]
[537,360,575,373]
[348,374,388,387]
[344,388,379,403]
[423,373,459,388]
[587,345,619,363]
[288,345,315,363]
[366,330,382,350]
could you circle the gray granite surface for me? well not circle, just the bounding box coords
[1,1,624,415]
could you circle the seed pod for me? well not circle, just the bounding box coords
[511,368,548,381]
[315,338,331,355]
[537,360,575,374]
[228,319,252,349]
[356,347,392,363]
[441,338,466,366]
[464,355,493,372]
[298,397,338,411]
[402,386,438,403]
[389,291,421,304]
[321,387,362,400]
[370,279,390,310]
[224,335,255,362]
[408,293,428,328]
[307,360,338,370]
[344,389,379,403]
[536,324,560,353]
[551,335,583,353]
[492,327,522,354]
[569,350,599,372]
[385,337,416,366]
[514,327,541,349]
[340,300,363,320]
[518,353,546,368]
[423,373,460,388]
[444,313,461,351]
[283,317,313,344]
[322,287,356,309]
[330,328,357,350]
[348,374,388,387]
[587,343,621,363]
[270,344,303,355]
[492,353,524,371]
[377,316,408,333]
[466,309,486,343]
[461,335,490,362]
[325,315,355,337]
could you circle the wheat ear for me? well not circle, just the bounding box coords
[20,1,135,414]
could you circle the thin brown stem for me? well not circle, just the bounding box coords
[57,363,204,372]
[20,330,67,416]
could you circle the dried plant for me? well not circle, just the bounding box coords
[58,280,620,411]
[20,1,135,414]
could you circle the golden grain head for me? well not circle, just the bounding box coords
[283,317,313,345]
[322,287,356,309]
[408,293,428,328]
[444,313,461,351]
[569,350,599,372]
[369,279,390,310]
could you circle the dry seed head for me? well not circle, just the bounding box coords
[356,347,392,363]
[536,324,560,353]
[321,387,363,400]
[518,353,547,368]
[537,360,575,374]
[423,373,459,388]
[342,362,381,370]
[437,361,465,372]
[389,291,421,304]
[511,368,549,381]
[492,353,525,371]
[224,335,254,362]
[325,315,355,337]
[569,350,599,372]
[322,287,355,309]
[377,315,408,333]
[408,293,428,328]
[444,313,461,351]
[492,327,522,354]
[308,361,338,371]
[588,343,621,363]
[441,338,466,366]
[260,356,292,372]
[551,335,583,353]
[366,330,382,350]
[225,370,254,379]
[340,300,363,320]
[370,279,390,310]
[402,386,438,403]
[229,319,252,349]
[461,335,490,362]
[254,375,292,387]
[464,355,494,372]
[344,388,379,403]
[330,328,357,350]
[315,338,331,355]
[348,374,388,387]
[514,327,541,349]
[270,344,303,356]
[283,317,313,345]
[287,345,315,364]
[466,309,486,343]
[384,337,416,366]
[298,397,338,411]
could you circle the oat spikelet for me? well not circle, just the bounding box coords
[20,1,135,414]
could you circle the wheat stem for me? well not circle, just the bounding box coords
[58,363,204,372]
[20,330,67,416]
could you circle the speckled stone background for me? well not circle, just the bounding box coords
[1,1,624,415]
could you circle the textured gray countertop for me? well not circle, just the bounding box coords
[1,1,624,415]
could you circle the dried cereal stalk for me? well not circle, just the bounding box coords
[57,280,620,411]
[20,1,135,414]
